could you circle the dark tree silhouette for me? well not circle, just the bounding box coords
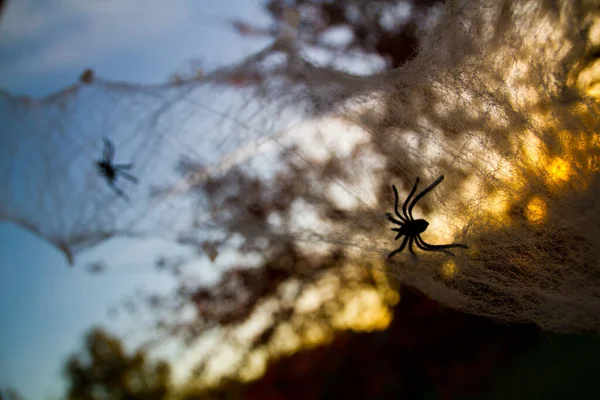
[184,288,541,400]
[63,328,171,400]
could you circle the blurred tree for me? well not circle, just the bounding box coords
[63,328,171,400]
[233,0,444,69]
[204,0,448,116]
[123,0,543,385]
[106,0,599,396]
[184,288,541,400]
[130,1,453,358]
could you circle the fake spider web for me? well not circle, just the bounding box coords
[3,0,600,334]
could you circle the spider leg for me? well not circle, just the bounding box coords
[408,236,416,255]
[119,190,130,201]
[117,170,139,184]
[415,235,454,256]
[102,143,110,162]
[418,234,468,250]
[391,185,407,222]
[414,236,428,250]
[109,182,129,201]
[407,175,444,220]
[114,163,134,170]
[417,234,468,256]
[386,212,404,226]
[388,236,409,259]
[402,178,419,221]
[103,137,115,162]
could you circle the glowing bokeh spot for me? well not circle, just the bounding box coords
[441,260,458,278]
[576,59,600,97]
[525,196,547,224]
[547,157,572,185]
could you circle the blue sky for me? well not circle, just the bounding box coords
[0,1,270,398]
[0,0,270,95]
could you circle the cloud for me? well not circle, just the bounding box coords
[0,0,194,73]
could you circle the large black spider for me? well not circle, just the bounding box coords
[96,137,138,200]
[386,175,468,258]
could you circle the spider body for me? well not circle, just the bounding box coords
[96,137,138,200]
[96,160,118,181]
[393,219,428,238]
[387,175,468,258]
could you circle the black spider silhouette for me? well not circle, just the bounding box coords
[386,175,468,258]
[96,137,138,200]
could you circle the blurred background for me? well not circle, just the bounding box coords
[2,1,600,399]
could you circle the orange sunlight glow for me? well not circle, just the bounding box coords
[202,263,400,387]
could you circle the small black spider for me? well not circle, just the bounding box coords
[96,137,138,200]
[386,175,468,258]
